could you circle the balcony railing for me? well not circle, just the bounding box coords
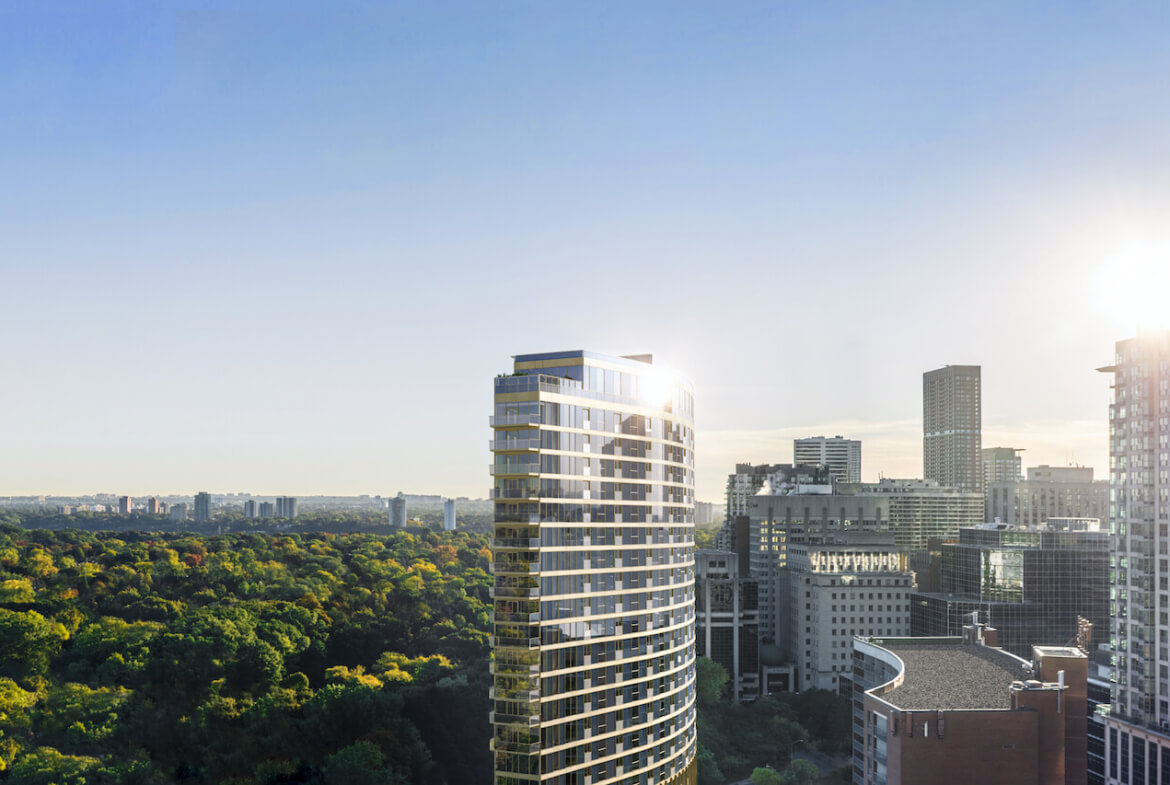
[489,587,540,599]
[491,562,541,575]
[489,711,540,727]
[490,636,541,649]
[493,537,541,549]
[491,465,540,476]
[490,489,540,500]
[490,414,541,427]
[494,611,541,624]
[491,439,541,451]
[491,661,540,676]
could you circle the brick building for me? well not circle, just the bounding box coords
[851,626,1087,785]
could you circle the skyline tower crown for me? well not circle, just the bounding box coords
[490,350,697,785]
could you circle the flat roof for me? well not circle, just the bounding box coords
[879,641,1026,710]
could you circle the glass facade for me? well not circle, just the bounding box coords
[491,351,697,785]
[1102,331,1170,785]
[910,525,1109,659]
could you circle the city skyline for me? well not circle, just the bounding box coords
[4,3,1169,504]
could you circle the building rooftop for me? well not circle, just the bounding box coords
[877,640,1027,710]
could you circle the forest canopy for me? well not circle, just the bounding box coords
[0,522,493,785]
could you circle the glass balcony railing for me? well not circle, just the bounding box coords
[490,465,540,476]
[489,587,540,599]
[490,488,539,500]
[493,537,541,549]
[490,414,541,427]
[491,439,541,451]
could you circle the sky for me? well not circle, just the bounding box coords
[3,1,1169,503]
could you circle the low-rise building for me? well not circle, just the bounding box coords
[852,628,1087,785]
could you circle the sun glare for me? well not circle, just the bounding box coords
[639,372,675,410]
[1094,241,1170,332]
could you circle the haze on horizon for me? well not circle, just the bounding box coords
[3,2,1169,504]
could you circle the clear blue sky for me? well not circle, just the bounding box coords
[3,1,1169,502]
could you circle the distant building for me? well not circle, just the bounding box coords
[694,500,716,524]
[243,500,257,519]
[275,496,298,519]
[146,497,161,515]
[389,493,407,527]
[696,550,760,702]
[852,630,1087,785]
[910,522,1110,659]
[986,465,1108,527]
[720,463,832,560]
[193,492,211,522]
[982,446,1024,485]
[780,528,911,691]
[754,478,984,555]
[924,364,982,494]
[749,478,981,646]
[794,435,862,484]
[56,505,73,515]
[118,496,132,515]
[169,503,188,522]
[724,462,831,522]
[258,501,275,518]
[442,498,456,531]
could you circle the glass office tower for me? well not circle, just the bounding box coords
[490,351,697,785]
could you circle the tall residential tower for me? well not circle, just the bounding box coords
[490,351,697,785]
[1099,331,1170,783]
[923,365,982,494]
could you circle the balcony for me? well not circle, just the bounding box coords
[489,686,540,702]
[491,661,540,676]
[490,561,540,575]
[489,587,540,599]
[491,438,540,451]
[490,488,540,500]
[490,414,541,427]
[494,611,542,624]
[491,465,540,476]
[490,711,540,727]
[490,635,542,649]
[491,740,541,755]
[493,537,541,549]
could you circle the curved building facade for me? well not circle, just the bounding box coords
[490,351,697,785]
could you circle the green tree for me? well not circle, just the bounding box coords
[780,759,820,785]
[750,766,784,785]
[0,609,66,680]
[322,741,404,785]
[695,656,729,706]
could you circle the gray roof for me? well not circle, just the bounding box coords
[880,642,1025,710]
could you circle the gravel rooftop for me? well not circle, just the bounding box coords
[880,642,1025,710]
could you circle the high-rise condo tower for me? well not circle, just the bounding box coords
[923,365,983,494]
[1100,330,1170,783]
[490,351,697,785]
